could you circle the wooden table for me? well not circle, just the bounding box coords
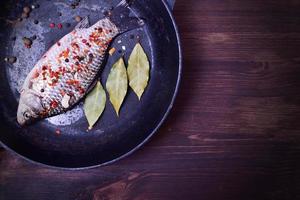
[1,0,300,199]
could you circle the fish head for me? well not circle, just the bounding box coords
[17,89,43,126]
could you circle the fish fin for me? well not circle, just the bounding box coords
[109,0,144,33]
[75,16,90,29]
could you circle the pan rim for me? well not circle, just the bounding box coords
[0,0,182,170]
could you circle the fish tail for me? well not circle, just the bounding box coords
[109,0,144,33]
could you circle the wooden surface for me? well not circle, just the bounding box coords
[1,0,300,199]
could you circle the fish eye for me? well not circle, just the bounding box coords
[23,112,30,119]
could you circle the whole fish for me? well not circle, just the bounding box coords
[17,0,142,125]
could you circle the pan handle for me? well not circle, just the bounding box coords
[165,0,176,10]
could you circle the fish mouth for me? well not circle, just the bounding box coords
[17,116,26,126]
[16,107,26,126]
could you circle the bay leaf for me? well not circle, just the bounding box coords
[84,81,106,129]
[127,43,150,100]
[106,57,128,116]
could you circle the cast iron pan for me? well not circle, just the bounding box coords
[0,0,181,169]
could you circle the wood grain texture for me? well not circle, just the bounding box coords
[1,0,300,199]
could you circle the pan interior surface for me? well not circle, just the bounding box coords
[0,0,180,168]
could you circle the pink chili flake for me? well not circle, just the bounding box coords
[50,100,58,108]
[55,129,61,135]
[50,23,55,28]
[57,23,63,29]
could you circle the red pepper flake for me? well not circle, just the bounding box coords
[54,72,60,79]
[57,23,63,29]
[55,129,61,135]
[77,66,83,72]
[74,80,79,85]
[49,71,54,78]
[50,100,58,108]
[59,48,70,58]
[50,23,55,28]
[97,27,103,33]
[71,42,80,50]
[66,79,80,86]
[82,39,87,43]
[66,79,73,85]
[57,42,61,46]
[78,87,85,94]
[42,65,48,70]
[73,55,79,60]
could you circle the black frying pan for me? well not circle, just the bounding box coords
[0,0,181,169]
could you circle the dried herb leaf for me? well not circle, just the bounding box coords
[127,43,150,100]
[106,57,128,116]
[84,81,106,129]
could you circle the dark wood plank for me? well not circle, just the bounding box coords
[1,0,300,199]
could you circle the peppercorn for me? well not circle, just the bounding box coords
[22,37,32,46]
[75,16,82,22]
[23,6,31,14]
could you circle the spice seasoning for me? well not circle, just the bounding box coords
[109,47,116,55]
[75,16,82,22]
[55,129,61,135]
[22,37,32,48]
[23,6,31,13]
[57,23,63,29]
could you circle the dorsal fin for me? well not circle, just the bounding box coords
[75,16,90,29]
